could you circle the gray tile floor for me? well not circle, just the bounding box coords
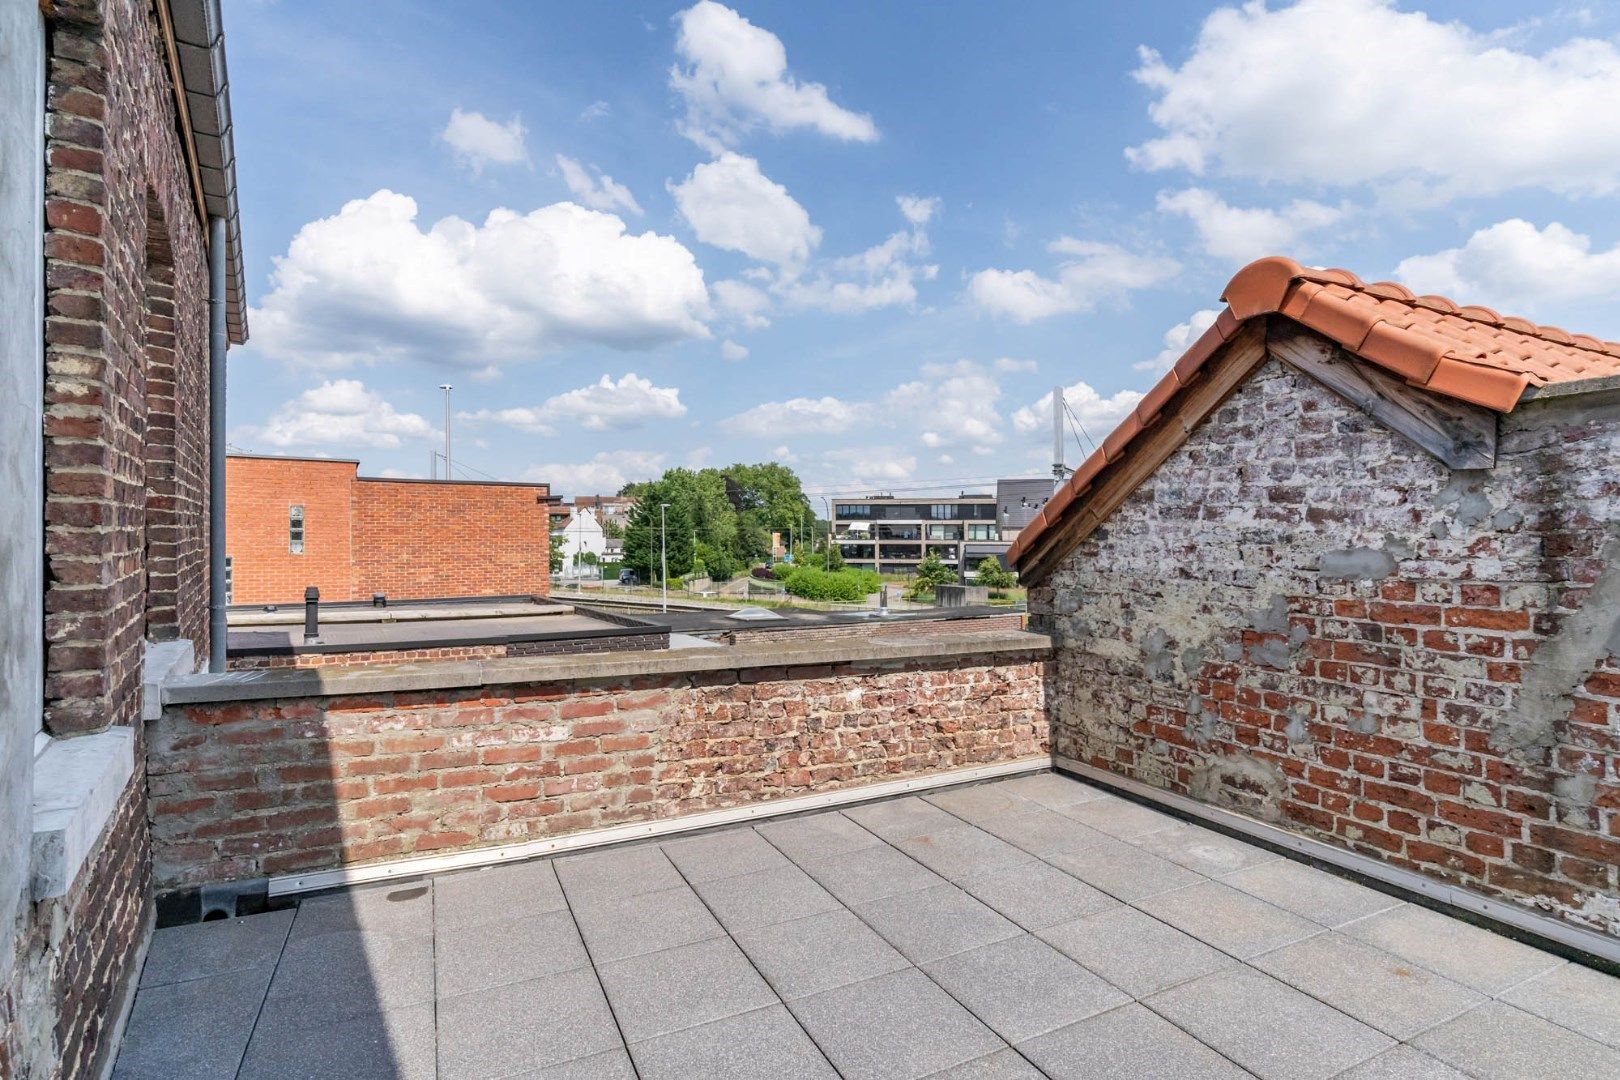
[113,772,1620,1080]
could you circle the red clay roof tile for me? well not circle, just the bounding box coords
[1009,255,1620,576]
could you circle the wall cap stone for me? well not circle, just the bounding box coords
[142,638,198,721]
[31,726,135,899]
[162,629,1053,705]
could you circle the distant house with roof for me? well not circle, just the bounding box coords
[1012,255,1620,940]
[556,506,608,577]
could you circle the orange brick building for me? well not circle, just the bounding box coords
[225,454,554,604]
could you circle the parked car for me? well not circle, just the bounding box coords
[618,569,640,586]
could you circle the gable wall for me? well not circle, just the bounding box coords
[1029,354,1620,938]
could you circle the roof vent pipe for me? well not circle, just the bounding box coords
[207,215,229,672]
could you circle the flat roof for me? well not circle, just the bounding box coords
[228,599,658,656]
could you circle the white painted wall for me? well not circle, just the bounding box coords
[0,0,45,983]
[558,507,607,577]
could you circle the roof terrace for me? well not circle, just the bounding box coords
[114,772,1620,1079]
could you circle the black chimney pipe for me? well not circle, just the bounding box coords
[303,586,320,643]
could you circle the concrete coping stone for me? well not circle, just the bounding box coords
[228,601,576,627]
[161,629,1054,706]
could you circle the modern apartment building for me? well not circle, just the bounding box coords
[833,478,1052,577]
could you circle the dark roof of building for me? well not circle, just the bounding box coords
[1008,255,1620,582]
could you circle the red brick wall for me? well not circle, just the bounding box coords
[224,462,552,605]
[147,652,1049,888]
[225,456,357,605]
[1030,344,1620,938]
[352,479,551,601]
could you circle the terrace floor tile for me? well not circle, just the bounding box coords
[115,773,1617,1080]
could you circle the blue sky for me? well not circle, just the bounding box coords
[223,0,1620,497]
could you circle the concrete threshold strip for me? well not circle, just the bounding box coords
[1055,755,1620,974]
[267,755,1050,898]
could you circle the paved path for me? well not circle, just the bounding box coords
[114,772,1620,1079]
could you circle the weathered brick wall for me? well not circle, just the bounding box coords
[5,0,212,1074]
[43,0,212,735]
[147,652,1048,889]
[352,478,551,602]
[224,629,671,670]
[0,766,151,1080]
[1031,354,1620,937]
[224,456,357,605]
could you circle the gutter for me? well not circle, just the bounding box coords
[207,215,227,671]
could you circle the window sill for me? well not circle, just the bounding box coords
[31,727,135,899]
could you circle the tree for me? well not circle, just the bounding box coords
[975,557,1016,589]
[549,520,566,573]
[620,461,815,575]
[911,553,957,597]
[621,481,696,585]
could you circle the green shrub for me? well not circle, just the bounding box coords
[772,562,794,580]
[782,566,881,602]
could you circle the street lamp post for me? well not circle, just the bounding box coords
[659,503,670,613]
[438,383,453,478]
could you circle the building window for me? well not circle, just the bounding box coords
[289,504,305,554]
[224,555,233,604]
[836,503,870,518]
[967,523,999,541]
[930,504,955,519]
[927,524,961,540]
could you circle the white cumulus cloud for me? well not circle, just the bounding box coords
[1133,308,1223,373]
[249,191,711,370]
[670,1,879,150]
[969,239,1180,322]
[724,360,1012,456]
[523,450,667,497]
[256,380,434,450]
[546,373,687,430]
[720,339,749,361]
[1395,219,1620,317]
[1127,0,1620,199]
[1011,381,1145,441]
[817,445,916,485]
[712,278,772,329]
[555,155,643,215]
[897,195,941,226]
[441,109,529,173]
[723,396,866,437]
[464,374,686,434]
[670,152,821,267]
[1156,188,1346,263]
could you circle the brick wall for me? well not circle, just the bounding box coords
[224,456,356,605]
[224,460,552,605]
[0,766,151,1080]
[4,0,214,1074]
[1030,350,1620,938]
[352,478,551,602]
[43,0,212,736]
[147,649,1049,889]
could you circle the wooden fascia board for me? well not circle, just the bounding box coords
[1267,320,1497,470]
